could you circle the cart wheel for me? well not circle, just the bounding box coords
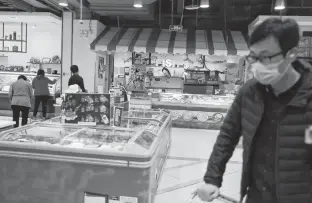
[212,113,224,123]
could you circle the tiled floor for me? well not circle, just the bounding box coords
[155,128,242,203]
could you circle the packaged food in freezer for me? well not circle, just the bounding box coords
[134,131,157,149]
[0,124,81,145]
[126,119,161,134]
[61,128,136,149]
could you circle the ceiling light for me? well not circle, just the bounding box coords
[32,25,36,28]
[133,0,143,8]
[59,0,68,7]
[274,0,285,10]
[200,0,209,8]
[185,0,200,10]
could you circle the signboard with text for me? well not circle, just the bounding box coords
[169,25,183,32]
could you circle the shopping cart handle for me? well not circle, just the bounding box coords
[218,194,239,203]
[189,192,239,203]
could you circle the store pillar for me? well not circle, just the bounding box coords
[61,11,74,93]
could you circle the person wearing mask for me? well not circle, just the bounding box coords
[9,75,33,127]
[195,18,312,203]
[68,65,87,92]
[32,69,57,119]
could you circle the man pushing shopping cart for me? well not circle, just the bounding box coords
[193,17,312,203]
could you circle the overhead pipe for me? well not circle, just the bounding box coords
[36,0,65,12]
[223,0,228,43]
[0,0,35,12]
[158,0,162,27]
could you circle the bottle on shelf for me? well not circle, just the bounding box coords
[13,32,16,40]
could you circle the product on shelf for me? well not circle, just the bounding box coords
[126,120,161,134]
[61,129,135,149]
[157,93,234,106]
[171,111,180,120]
[197,112,210,122]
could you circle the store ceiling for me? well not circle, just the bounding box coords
[2,0,312,31]
[0,11,61,24]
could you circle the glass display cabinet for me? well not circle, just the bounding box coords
[0,71,61,114]
[0,111,172,203]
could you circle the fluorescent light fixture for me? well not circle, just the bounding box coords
[274,0,285,10]
[200,0,209,8]
[133,0,143,8]
[59,0,68,7]
[185,0,200,10]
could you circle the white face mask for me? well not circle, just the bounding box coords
[251,61,283,85]
[251,54,295,85]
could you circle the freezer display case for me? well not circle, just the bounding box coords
[0,71,61,114]
[0,113,172,203]
[151,93,234,129]
[0,71,61,96]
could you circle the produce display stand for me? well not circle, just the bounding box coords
[0,110,172,203]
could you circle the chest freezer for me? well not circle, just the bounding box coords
[0,113,172,203]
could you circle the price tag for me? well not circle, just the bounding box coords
[84,192,107,203]
[120,196,138,203]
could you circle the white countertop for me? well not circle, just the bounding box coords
[0,120,15,129]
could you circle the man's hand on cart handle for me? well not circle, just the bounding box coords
[191,183,220,202]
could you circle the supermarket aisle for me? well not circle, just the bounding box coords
[155,128,242,203]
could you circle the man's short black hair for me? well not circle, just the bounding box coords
[249,18,300,55]
[37,69,45,76]
[18,75,27,81]
[70,65,79,73]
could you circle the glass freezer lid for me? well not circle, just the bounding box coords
[123,110,169,123]
[0,124,82,144]
[60,128,136,149]
[119,118,162,134]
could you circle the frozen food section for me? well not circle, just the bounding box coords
[151,93,233,129]
[0,112,172,203]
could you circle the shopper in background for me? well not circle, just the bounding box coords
[195,18,312,203]
[68,65,87,92]
[32,69,57,119]
[9,75,33,127]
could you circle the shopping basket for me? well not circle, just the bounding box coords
[187,193,240,203]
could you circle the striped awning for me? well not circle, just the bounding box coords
[91,27,249,56]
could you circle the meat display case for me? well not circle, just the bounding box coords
[151,93,234,129]
[0,111,172,203]
[0,71,61,115]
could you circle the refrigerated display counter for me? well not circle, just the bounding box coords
[0,71,61,116]
[151,93,234,129]
[0,111,172,203]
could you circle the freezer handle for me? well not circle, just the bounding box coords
[59,127,87,144]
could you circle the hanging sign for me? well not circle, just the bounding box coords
[80,30,89,38]
[169,25,183,32]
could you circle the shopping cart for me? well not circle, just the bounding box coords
[187,193,240,203]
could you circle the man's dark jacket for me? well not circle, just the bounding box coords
[204,59,312,203]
